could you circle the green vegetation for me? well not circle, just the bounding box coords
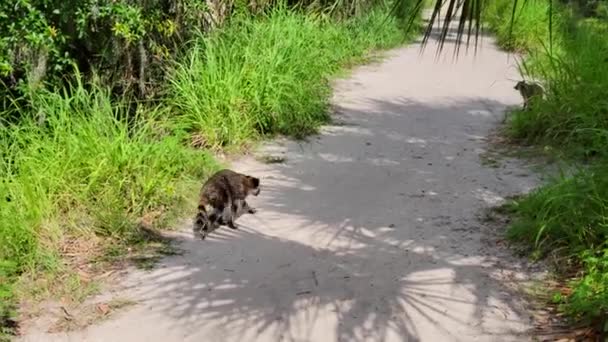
[0,80,220,336]
[511,19,608,159]
[168,7,406,148]
[0,0,420,337]
[484,0,566,52]
[486,0,608,333]
[505,161,608,328]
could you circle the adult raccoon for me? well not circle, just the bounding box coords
[514,80,544,110]
[193,169,260,240]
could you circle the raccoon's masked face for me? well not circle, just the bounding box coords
[514,81,524,91]
[248,176,261,196]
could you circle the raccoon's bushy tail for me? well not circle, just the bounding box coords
[193,203,209,239]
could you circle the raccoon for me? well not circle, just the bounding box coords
[193,169,261,240]
[514,80,544,110]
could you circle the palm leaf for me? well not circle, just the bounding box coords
[405,0,542,56]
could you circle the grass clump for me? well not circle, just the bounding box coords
[506,161,608,329]
[506,164,608,253]
[168,6,410,148]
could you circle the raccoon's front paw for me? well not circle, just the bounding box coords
[227,221,238,229]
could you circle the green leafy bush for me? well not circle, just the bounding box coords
[0,0,214,102]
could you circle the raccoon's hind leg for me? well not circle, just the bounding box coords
[226,212,238,230]
[194,208,224,240]
[207,207,224,232]
[221,202,238,230]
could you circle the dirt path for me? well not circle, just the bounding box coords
[20,17,543,342]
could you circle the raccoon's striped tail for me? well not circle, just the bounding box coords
[193,203,210,240]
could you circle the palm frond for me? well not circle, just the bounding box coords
[408,0,530,56]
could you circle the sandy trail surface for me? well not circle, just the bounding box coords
[20,15,542,342]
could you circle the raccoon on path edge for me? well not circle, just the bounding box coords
[193,169,261,240]
[514,80,545,110]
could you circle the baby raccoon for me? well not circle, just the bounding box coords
[193,169,260,240]
[514,80,544,110]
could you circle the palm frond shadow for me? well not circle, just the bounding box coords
[119,96,537,341]
[129,227,528,341]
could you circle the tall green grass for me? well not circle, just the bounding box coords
[507,164,608,253]
[1,80,217,259]
[506,160,608,327]
[0,80,219,334]
[509,19,608,158]
[168,6,408,148]
[489,0,608,330]
[484,0,567,52]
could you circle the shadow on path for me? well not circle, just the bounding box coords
[118,97,536,342]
